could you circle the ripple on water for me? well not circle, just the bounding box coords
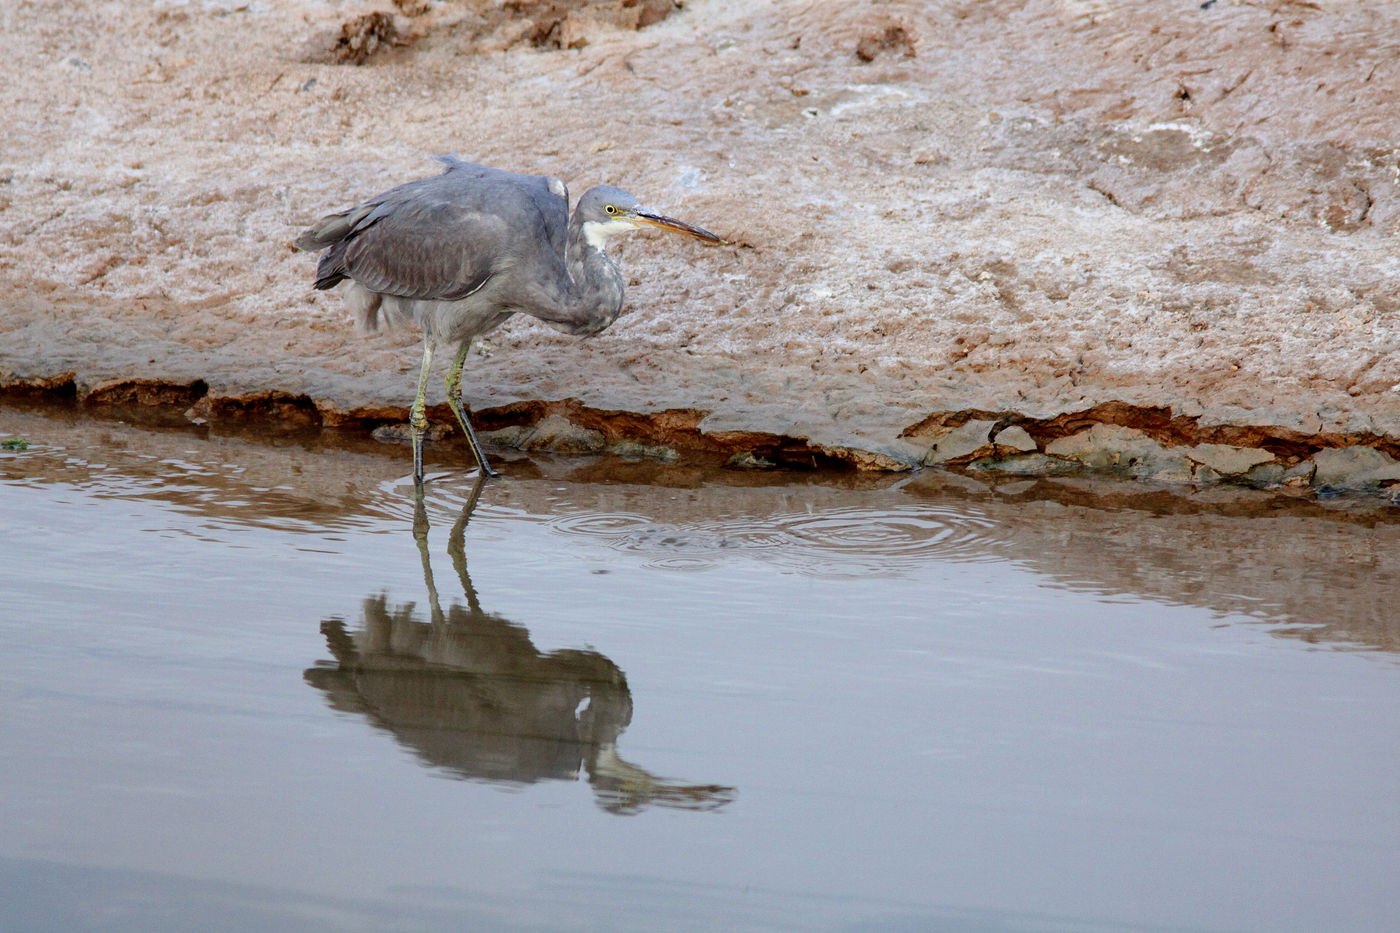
[547,512,659,540]
[545,505,1009,577]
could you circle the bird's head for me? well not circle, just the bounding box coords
[576,185,725,251]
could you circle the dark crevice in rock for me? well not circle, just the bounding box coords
[186,392,323,430]
[0,372,78,401]
[80,378,209,410]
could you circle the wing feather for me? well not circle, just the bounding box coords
[299,158,571,302]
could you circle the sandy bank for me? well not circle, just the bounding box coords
[3,0,1399,492]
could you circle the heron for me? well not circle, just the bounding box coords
[294,156,724,482]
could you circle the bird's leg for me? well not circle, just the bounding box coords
[444,340,499,478]
[410,342,434,484]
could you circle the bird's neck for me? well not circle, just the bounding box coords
[553,215,625,336]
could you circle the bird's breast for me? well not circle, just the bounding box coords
[416,298,515,347]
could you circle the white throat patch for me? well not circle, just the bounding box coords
[582,218,636,251]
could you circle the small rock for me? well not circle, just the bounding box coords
[608,440,680,463]
[521,414,605,453]
[1193,464,1223,484]
[1244,461,1286,486]
[968,453,1081,476]
[1046,423,1146,466]
[477,424,538,449]
[327,12,399,65]
[1185,443,1275,476]
[921,419,998,464]
[882,436,937,464]
[822,444,917,471]
[1282,460,1316,486]
[1311,446,1400,489]
[991,424,1037,452]
[1044,423,1192,478]
[855,24,916,63]
[727,451,777,470]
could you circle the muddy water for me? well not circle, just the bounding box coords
[2,406,1398,933]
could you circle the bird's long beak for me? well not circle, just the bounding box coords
[631,209,726,244]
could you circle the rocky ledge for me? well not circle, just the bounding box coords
[4,372,1398,501]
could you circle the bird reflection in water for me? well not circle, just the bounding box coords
[304,479,735,815]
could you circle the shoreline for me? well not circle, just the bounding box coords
[6,368,1399,500]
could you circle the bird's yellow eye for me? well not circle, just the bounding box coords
[605,205,617,215]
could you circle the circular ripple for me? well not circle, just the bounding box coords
[548,511,659,541]
[765,505,1005,576]
[687,519,794,552]
[642,555,722,572]
[783,506,998,554]
[546,504,1008,577]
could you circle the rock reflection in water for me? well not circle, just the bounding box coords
[304,481,734,815]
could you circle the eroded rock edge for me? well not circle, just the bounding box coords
[4,372,1398,497]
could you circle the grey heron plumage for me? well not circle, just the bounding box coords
[294,156,723,482]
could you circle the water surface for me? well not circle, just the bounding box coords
[2,407,1398,933]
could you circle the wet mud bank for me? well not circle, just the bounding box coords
[6,371,1399,502]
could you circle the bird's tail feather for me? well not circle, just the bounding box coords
[293,203,377,252]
